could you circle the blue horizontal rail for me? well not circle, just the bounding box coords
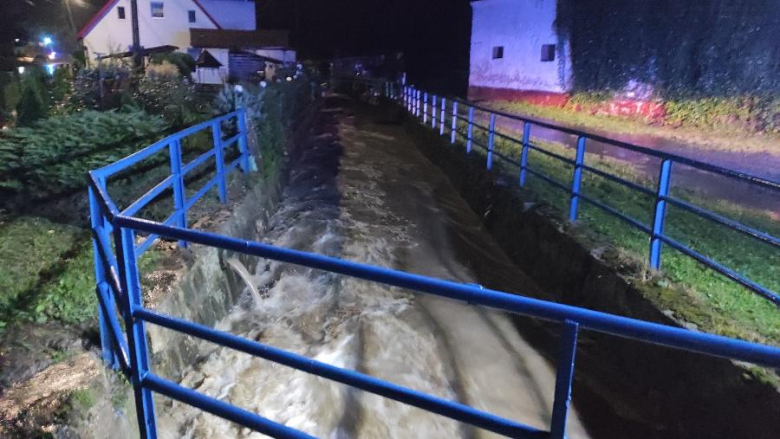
[135,306,545,438]
[397,83,780,307]
[89,92,780,439]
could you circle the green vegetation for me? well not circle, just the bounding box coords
[0,218,83,328]
[0,109,168,194]
[149,52,197,77]
[437,110,779,344]
[491,99,780,155]
[556,0,780,96]
[0,73,315,333]
[16,70,48,127]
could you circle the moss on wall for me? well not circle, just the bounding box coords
[556,0,780,97]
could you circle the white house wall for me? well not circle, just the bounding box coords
[195,48,229,84]
[83,0,219,59]
[469,0,571,93]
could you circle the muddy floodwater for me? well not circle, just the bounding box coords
[155,98,592,438]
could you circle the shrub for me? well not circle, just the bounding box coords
[16,71,48,126]
[149,52,196,77]
[145,60,180,79]
[0,109,168,194]
[68,61,132,112]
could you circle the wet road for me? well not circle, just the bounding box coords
[156,97,592,438]
[487,113,780,217]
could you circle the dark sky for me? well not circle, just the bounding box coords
[2,0,472,89]
[256,0,472,89]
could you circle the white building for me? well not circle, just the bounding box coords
[468,0,572,104]
[78,0,293,83]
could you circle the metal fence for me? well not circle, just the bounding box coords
[389,83,780,307]
[89,98,780,439]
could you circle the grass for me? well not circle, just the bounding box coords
[0,215,164,329]
[0,217,85,328]
[428,110,780,345]
[489,100,780,156]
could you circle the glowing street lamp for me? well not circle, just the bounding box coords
[48,51,57,60]
[42,37,53,46]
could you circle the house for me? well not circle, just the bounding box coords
[468,0,571,105]
[189,28,292,83]
[78,0,294,83]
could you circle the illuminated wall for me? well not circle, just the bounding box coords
[468,0,571,98]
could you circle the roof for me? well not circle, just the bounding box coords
[197,0,256,31]
[190,29,290,49]
[229,49,284,65]
[77,0,222,39]
[196,49,223,68]
[96,45,179,60]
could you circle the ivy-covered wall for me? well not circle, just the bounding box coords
[556,0,780,97]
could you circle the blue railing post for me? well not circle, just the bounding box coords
[450,101,458,144]
[550,320,579,439]
[519,122,531,186]
[168,139,188,248]
[237,107,250,173]
[211,121,228,203]
[431,95,437,128]
[416,89,421,118]
[115,226,158,439]
[89,185,118,370]
[569,136,587,221]
[467,106,474,153]
[440,97,446,135]
[487,113,496,170]
[423,92,429,124]
[650,159,673,270]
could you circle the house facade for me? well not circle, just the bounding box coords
[78,0,293,84]
[468,0,572,105]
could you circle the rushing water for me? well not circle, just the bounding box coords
[157,100,591,438]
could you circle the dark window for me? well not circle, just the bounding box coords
[117,6,126,19]
[188,10,196,23]
[492,46,504,59]
[151,2,164,18]
[541,44,556,62]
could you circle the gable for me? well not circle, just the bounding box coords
[78,0,222,39]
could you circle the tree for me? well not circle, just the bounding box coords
[16,70,48,127]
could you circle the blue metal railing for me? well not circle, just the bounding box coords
[394,83,780,307]
[89,100,780,439]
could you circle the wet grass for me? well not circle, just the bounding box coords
[423,117,780,345]
[489,100,780,156]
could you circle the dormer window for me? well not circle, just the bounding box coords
[151,2,164,18]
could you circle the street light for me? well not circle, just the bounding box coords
[43,37,53,46]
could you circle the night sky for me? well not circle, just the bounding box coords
[1,0,472,90]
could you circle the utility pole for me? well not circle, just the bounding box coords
[130,0,142,66]
[62,0,77,36]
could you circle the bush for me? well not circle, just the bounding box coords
[213,74,315,180]
[0,109,168,194]
[149,52,196,77]
[68,61,132,112]
[16,71,48,126]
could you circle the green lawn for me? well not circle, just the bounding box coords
[0,217,89,327]
[489,100,780,156]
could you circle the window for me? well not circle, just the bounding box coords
[151,2,164,18]
[492,46,504,59]
[117,6,126,19]
[541,44,556,62]
[188,10,196,23]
